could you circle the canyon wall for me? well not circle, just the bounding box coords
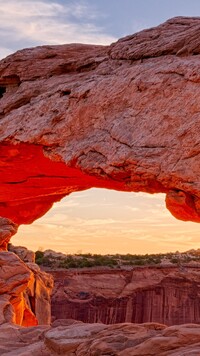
[50,266,200,326]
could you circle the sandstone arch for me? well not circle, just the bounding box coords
[1,16,200,237]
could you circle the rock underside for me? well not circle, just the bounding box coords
[1,17,200,234]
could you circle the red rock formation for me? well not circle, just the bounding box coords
[50,266,200,326]
[0,143,125,225]
[9,244,35,262]
[0,250,36,325]
[26,262,53,325]
[0,247,53,327]
[1,17,200,227]
[0,321,200,355]
[0,217,18,250]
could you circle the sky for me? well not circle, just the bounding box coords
[1,0,200,254]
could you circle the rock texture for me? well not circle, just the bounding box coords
[0,249,53,327]
[9,243,35,262]
[1,17,200,224]
[0,251,36,326]
[0,218,18,250]
[1,321,200,355]
[26,262,53,325]
[50,266,200,326]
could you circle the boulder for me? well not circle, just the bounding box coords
[8,244,35,262]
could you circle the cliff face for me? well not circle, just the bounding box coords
[50,266,200,326]
[0,247,53,327]
[1,17,200,228]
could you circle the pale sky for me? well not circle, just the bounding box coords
[1,0,200,254]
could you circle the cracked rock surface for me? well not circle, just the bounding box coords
[1,16,200,224]
[1,321,200,355]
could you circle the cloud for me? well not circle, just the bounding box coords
[0,0,116,59]
[56,200,81,209]
[0,47,13,58]
[14,186,200,255]
[81,218,116,226]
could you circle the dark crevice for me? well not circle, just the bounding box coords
[0,87,6,98]
[4,174,79,185]
[49,60,101,77]
[77,61,98,72]
[60,89,71,96]
[4,97,31,115]
[0,112,5,120]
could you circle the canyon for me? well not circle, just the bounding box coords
[50,265,200,326]
[1,247,200,355]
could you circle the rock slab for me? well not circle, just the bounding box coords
[1,321,200,355]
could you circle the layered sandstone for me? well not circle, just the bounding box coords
[0,248,53,327]
[9,244,35,262]
[0,250,36,326]
[0,218,18,251]
[1,17,200,228]
[0,321,200,355]
[50,266,200,326]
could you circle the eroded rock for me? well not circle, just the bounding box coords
[50,266,200,326]
[8,244,35,262]
[0,321,200,355]
[0,249,53,327]
[1,17,200,224]
[0,251,33,325]
[0,218,18,250]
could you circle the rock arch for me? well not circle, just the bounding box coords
[1,17,200,248]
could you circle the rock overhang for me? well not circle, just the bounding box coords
[1,16,200,230]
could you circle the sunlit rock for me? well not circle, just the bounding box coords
[1,17,200,224]
[0,248,53,327]
[9,244,35,262]
[0,251,34,325]
[0,218,18,251]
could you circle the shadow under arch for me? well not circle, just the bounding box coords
[0,142,200,228]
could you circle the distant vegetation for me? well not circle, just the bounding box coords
[35,249,200,269]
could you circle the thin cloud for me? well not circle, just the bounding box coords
[0,0,116,59]
[82,218,116,226]
[0,47,13,58]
